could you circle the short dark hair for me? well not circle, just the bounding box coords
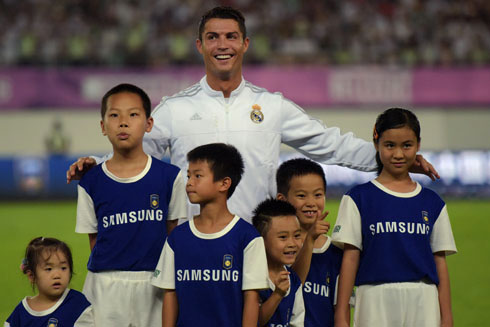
[373,108,421,174]
[276,158,327,195]
[252,198,298,238]
[187,143,244,199]
[198,6,247,41]
[101,83,151,119]
[22,237,74,290]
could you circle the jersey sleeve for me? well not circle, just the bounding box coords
[279,97,376,172]
[143,99,172,160]
[74,305,95,327]
[151,240,175,289]
[76,184,98,234]
[242,236,269,290]
[430,205,457,255]
[331,195,363,250]
[289,285,305,327]
[167,170,188,221]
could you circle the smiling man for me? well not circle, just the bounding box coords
[67,6,438,222]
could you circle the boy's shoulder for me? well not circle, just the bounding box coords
[149,156,180,174]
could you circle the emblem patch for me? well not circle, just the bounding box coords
[150,194,159,209]
[333,225,341,233]
[223,254,233,269]
[153,269,161,278]
[422,211,429,224]
[250,104,264,123]
[47,318,58,327]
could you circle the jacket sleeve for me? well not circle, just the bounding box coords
[280,97,377,172]
[142,98,172,160]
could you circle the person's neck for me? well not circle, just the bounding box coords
[27,292,61,311]
[106,148,148,178]
[268,262,287,278]
[376,171,416,193]
[194,199,234,234]
[206,72,242,98]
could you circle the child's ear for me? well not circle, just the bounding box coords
[100,120,107,136]
[276,193,287,201]
[219,177,232,192]
[145,117,154,133]
[26,270,35,284]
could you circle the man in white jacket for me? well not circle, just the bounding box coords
[67,6,438,222]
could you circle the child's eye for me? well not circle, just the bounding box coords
[130,113,139,117]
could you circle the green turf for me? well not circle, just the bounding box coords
[1,200,489,325]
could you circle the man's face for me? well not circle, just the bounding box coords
[196,18,249,80]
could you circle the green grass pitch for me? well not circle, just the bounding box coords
[1,200,489,325]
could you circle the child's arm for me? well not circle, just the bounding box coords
[334,244,360,327]
[258,271,290,327]
[162,289,178,327]
[242,290,260,327]
[434,252,453,327]
[88,233,97,251]
[291,211,329,284]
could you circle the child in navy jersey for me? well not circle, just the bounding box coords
[5,237,94,327]
[252,198,306,327]
[75,84,187,326]
[151,143,269,327]
[332,108,457,327]
[276,158,343,327]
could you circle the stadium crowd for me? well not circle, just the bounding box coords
[0,0,489,67]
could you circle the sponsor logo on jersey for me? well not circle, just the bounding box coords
[333,225,341,233]
[150,194,159,209]
[422,211,429,224]
[102,209,165,228]
[369,221,430,236]
[47,318,58,327]
[304,281,330,298]
[223,254,233,270]
[176,269,240,282]
[250,104,264,123]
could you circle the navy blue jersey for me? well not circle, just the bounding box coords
[152,216,268,327]
[259,266,304,327]
[5,289,93,327]
[333,181,457,286]
[77,156,185,272]
[303,238,343,327]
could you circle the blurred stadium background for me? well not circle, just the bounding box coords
[1,0,489,324]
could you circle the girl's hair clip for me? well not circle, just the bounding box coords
[20,258,28,272]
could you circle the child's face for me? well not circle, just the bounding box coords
[264,215,302,267]
[101,92,153,152]
[31,250,70,300]
[281,174,325,227]
[375,126,420,178]
[186,160,223,204]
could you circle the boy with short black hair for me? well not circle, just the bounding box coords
[252,198,306,327]
[151,143,269,327]
[76,83,188,327]
[276,158,343,327]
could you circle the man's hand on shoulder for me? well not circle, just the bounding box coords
[410,154,440,181]
[66,157,97,183]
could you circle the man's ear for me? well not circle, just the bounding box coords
[276,193,287,201]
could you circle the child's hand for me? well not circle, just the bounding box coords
[307,210,330,240]
[272,271,290,298]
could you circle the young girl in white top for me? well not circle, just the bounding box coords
[5,237,94,327]
[332,108,457,327]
